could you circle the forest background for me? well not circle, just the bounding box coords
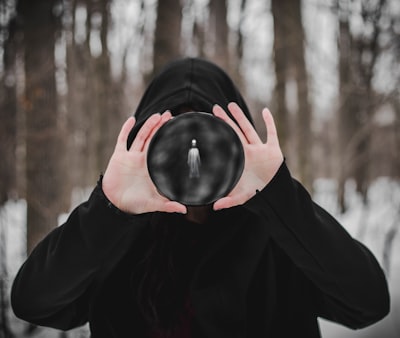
[0,0,399,337]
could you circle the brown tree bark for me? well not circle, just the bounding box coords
[0,17,18,205]
[236,0,246,63]
[352,0,385,200]
[271,0,290,155]
[66,0,84,190]
[152,0,182,78]
[209,0,229,70]
[271,0,312,190]
[290,0,312,191]
[18,0,62,253]
[337,16,355,212]
[66,0,127,193]
[336,0,386,210]
[93,0,116,175]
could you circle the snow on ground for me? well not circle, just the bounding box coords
[1,178,399,337]
[314,178,400,338]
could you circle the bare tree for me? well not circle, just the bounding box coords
[290,0,312,190]
[229,0,247,94]
[152,0,183,78]
[336,6,355,212]
[66,0,119,191]
[191,1,206,59]
[271,0,291,157]
[0,1,18,335]
[208,0,229,70]
[271,0,312,189]
[92,0,118,175]
[235,0,246,63]
[66,0,86,191]
[336,0,388,211]
[0,16,18,205]
[17,0,62,253]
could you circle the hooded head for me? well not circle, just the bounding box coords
[127,60,250,327]
[127,57,252,148]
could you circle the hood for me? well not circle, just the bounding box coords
[127,58,252,148]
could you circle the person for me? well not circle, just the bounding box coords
[188,139,201,179]
[11,58,389,338]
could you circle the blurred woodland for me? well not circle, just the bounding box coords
[0,0,399,336]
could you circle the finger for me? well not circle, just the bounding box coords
[130,114,161,152]
[213,183,258,210]
[162,201,187,214]
[213,195,243,211]
[116,117,136,151]
[151,193,187,214]
[143,111,172,153]
[228,102,261,145]
[161,110,172,121]
[212,104,247,145]
[262,108,279,145]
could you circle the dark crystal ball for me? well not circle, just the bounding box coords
[147,112,244,205]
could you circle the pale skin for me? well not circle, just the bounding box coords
[102,102,284,222]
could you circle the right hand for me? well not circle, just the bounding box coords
[102,112,187,215]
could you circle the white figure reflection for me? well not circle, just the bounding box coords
[188,139,201,178]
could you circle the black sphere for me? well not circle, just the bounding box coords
[147,112,244,205]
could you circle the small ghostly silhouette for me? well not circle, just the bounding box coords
[187,139,201,178]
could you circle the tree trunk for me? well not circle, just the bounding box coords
[230,0,246,94]
[336,0,386,210]
[0,17,18,205]
[271,0,312,190]
[93,0,115,174]
[84,0,101,185]
[352,0,385,200]
[236,0,246,63]
[209,0,229,70]
[271,0,290,155]
[0,6,18,338]
[290,0,312,191]
[336,12,361,212]
[152,0,182,78]
[18,0,62,253]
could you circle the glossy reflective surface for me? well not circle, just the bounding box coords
[147,112,244,205]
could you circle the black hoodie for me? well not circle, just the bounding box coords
[127,57,252,149]
[11,58,390,338]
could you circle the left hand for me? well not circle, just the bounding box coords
[212,102,284,210]
[102,112,187,215]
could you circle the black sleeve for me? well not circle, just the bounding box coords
[11,181,150,330]
[243,162,390,329]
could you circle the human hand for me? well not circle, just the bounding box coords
[102,112,187,215]
[212,102,284,210]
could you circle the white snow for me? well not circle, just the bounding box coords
[314,178,400,338]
